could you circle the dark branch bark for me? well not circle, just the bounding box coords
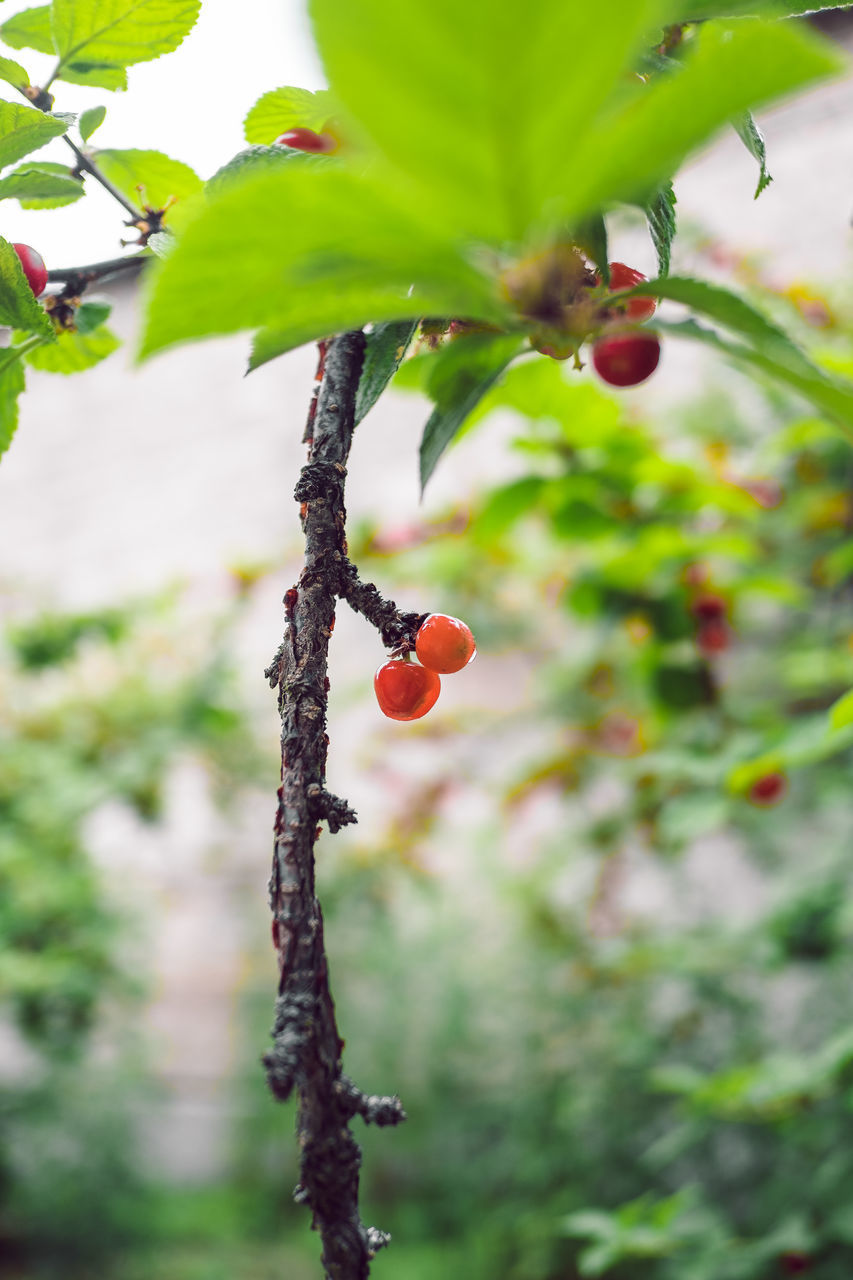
[48,253,150,289]
[264,332,405,1280]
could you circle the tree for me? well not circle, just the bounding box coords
[1,1,853,1277]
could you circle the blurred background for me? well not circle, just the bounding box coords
[2,4,853,1279]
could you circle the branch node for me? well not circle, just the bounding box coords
[306,785,358,833]
[294,459,347,503]
[336,1075,407,1127]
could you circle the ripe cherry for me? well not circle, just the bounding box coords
[275,127,338,154]
[697,618,730,654]
[608,262,656,321]
[374,659,440,721]
[592,330,660,387]
[748,772,787,807]
[12,243,47,297]
[691,593,727,623]
[415,613,477,674]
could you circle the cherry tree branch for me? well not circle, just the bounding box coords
[264,332,405,1280]
[48,253,150,290]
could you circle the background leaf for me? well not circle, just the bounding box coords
[243,86,334,144]
[418,334,523,491]
[355,320,419,424]
[205,145,328,196]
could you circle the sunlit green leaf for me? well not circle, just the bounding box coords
[140,166,508,361]
[829,689,853,732]
[22,325,120,373]
[0,356,26,461]
[206,145,327,196]
[0,100,68,171]
[0,54,31,89]
[92,148,202,209]
[51,0,201,81]
[0,6,54,56]
[0,236,55,338]
[0,161,84,208]
[243,86,334,144]
[79,105,107,142]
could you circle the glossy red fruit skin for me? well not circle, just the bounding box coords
[12,243,47,297]
[592,330,660,388]
[748,772,787,806]
[415,613,477,674]
[608,261,656,322]
[374,660,440,721]
[275,127,338,154]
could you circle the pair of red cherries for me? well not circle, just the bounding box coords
[591,262,659,388]
[375,613,476,721]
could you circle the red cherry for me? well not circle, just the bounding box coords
[697,618,730,654]
[415,614,477,674]
[748,772,787,806]
[374,660,440,721]
[608,261,656,321]
[274,127,338,154]
[692,593,727,623]
[12,243,47,297]
[592,330,660,387]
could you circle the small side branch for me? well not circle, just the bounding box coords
[48,254,150,289]
[338,561,424,651]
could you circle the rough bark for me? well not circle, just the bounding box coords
[263,332,412,1279]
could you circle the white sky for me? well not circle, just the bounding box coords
[0,0,325,266]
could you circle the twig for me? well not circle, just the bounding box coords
[264,333,405,1280]
[62,135,146,222]
[47,253,150,289]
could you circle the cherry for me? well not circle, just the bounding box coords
[691,593,727,623]
[592,330,660,387]
[12,243,47,297]
[748,772,787,806]
[374,659,440,721]
[275,127,338,154]
[697,618,730,654]
[415,613,477,674]
[607,261,656,321]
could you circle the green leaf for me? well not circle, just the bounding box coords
[575,214,609,284]
[0,355,26,461]
[92,148,201,209]
[0,54,31,90]
[58,62,127,91]
[658,317,853,434]
[140,166,508,361]
[569,19,841,219]
[355,320,418,424]
[829,689,853,733]
[0,237,55,339]
[0,6,54,55]
[419,334,523,492]
[243,86,335,144]
[680,1,853,17]
[22,325,120,373]
[79,105,107,143]
[75,300,112,333]
[0,100,69,171]
[0,161,84,208]
[206,144,328,197]
[309,0,676,242]
[734,111,772,199]
[51,0,201,81]
[645,183,677,277]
